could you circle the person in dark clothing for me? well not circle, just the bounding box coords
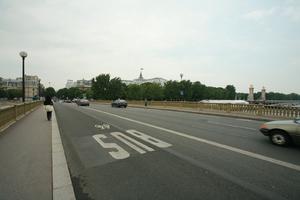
[44,96,53,120]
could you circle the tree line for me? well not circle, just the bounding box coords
[4,74,299,101]
[53,74,300,101]
[56,74,237,101]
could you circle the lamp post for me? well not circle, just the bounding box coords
[180,73,183,81]
[38,79,41,100]
[19,51,28,102]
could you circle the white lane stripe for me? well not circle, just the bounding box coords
[111,132,154,153]
[207,121,257,131]
[236,119,254,122]
[84,107,300,172]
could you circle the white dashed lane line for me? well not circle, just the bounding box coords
[207,121,257,131]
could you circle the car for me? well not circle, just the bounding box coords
[259,118,300,146]
[64,99,72,103]
[76,99,90,106]
[111,99,127,108]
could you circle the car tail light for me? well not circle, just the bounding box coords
[259,124,268,129]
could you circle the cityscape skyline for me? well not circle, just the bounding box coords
[1,0,300,94]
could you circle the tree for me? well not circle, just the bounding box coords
[0,88,6,98]
[91,74,110,99]
[225,85,236,100]
[164,81,180,100]
[191,81,206,101]
[6,89,22,100]
[108,77,124,100]
[126,84,143,100]
[141,83,164,100]
[44,87,56,98]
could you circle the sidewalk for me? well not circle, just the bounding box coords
[0,106,52,200]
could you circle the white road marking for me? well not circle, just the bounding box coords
[126,129,172,148]
[95,124,110,130]
[235,119,254,122]
[111,132,154,153]
[207,121,257,131]
[93,134,130,159]
[85,107,300,172]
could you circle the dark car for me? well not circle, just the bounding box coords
[259,118,300,146]
[111,99,127,108]
[76,99,90,106]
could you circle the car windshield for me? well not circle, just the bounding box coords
[1,1,300,200]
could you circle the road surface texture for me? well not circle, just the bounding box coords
[54,102,300,200]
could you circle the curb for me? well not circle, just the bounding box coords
[52,109,76,200]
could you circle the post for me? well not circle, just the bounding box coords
[22,57,25,102]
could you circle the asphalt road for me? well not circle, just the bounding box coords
[54,102,300,200]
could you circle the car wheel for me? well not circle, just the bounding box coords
[269,130,291,146]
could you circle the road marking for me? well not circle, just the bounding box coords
[85,107,300,172]
[126,129,172,148]
[95,123,111,130]
[207,121,257,131]
[93,134,130,159]
[111,132,154,153]
[235,119,254,122]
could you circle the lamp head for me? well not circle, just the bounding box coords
[19,51,28,58]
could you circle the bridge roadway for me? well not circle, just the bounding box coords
[54,102,300,200]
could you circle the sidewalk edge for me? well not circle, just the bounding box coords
[52,109,76,200]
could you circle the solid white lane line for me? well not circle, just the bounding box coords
[235,119,254,122]
[207,121,257,131]
[85,107,300,172]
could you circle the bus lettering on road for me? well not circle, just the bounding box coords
[93,130,172,160]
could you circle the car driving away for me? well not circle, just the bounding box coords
[259,118,300,146]
[76,99,90,106]
[111,99,127,108]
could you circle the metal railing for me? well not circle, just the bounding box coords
[96,100,299,119]
[0,101,42,130]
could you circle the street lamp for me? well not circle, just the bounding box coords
[180,73,183,81]
[19,51,28,102]
[38,79,41,100]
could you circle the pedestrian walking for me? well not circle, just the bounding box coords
[44,96,53,121]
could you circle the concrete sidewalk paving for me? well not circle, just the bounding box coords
[0,106,75,200]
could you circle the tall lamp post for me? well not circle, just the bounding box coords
[38,79,41,100]
[19,51,28,102]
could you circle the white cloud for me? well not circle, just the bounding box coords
[243,7,277,21]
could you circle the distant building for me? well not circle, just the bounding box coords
[122,71,167,86]
[1,75,40,99]
[65,80,75,89]
[65,79,92,91]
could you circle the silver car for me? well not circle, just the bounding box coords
[259,118,300,146]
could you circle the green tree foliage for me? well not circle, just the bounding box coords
[126,84,143,100]
[44,87,56,98]
[164,81,180,100]
[108,78,124,100]
[6,89,22,100]
[141,83,164,100]
[56,87,85,99]
[225,85,236,100]
[91,74,110,99]
[191,81,206,101]
[0,88,6,98]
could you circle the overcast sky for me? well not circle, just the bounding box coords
[0,0,299,93]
